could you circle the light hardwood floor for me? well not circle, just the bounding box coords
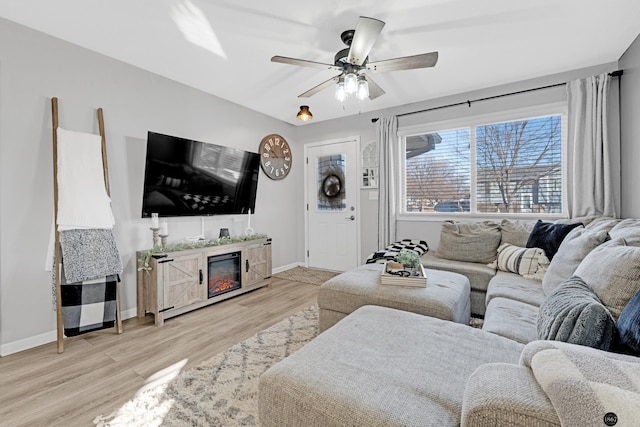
[0,278,319,427]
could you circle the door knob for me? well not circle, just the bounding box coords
[345,215,355,221]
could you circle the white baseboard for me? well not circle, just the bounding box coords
[1,307,139,357]
[2,265,306,356]
[272,262,305,274]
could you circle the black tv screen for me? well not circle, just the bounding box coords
[141,132,260,217]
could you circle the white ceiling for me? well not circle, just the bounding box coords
[1,0,638,126]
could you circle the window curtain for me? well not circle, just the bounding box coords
[567,73,620,218]
[377,116,398,248]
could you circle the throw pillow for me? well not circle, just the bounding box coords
[541,228,610,295]
[500,219,536,247]
[537,276,615,350]
[493,243,549,280]
[614,287,640,356]
[530,347,640,427]
[436,220,501,264]
[609,218,640,246]
[574,238,640,320]
[525,220,583,261]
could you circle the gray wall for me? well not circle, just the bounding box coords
[1,15,637,354]
[620,33,640,218]
[297,63,620,258]
[0,18,303,354]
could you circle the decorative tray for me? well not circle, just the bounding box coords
[380,261,427,287]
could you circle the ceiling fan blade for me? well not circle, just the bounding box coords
[347,16,385,66]
[364,75,385,100]
[299,74,342,98]
[367,52,439,72]
[271,56,341,71]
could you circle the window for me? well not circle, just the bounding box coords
[400,105,566,216]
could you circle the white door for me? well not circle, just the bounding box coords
[305,138,359,271]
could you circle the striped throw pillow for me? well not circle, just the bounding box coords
[494,243,549,279]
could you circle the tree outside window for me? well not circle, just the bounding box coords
[402,112,563,215]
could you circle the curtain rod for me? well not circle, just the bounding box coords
[371,70,623,123]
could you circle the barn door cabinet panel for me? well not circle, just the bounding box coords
[137,238,272,326]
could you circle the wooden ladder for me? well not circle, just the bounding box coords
[51,97,123,354]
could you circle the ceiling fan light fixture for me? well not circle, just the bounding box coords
[296,105,313,122]
[335,77,346,102]
[344,72,357,94]
[357,75,369,100]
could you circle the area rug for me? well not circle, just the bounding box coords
[94,305,319,427]
[272,266,339,286]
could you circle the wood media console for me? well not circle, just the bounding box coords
[136,237,272,325]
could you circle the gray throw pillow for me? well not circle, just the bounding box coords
[537,276,615,350]
[574,238,640,320]
[500,219,536,247]
[436,220,501,264]
[542,228,610,295]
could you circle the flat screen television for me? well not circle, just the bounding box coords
[141,132,260,217]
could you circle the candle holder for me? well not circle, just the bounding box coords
[150,227,160,248]
[159,233,169,249]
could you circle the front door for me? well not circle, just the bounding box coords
[305,138,359,271]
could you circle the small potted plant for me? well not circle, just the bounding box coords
[395,249,421,276]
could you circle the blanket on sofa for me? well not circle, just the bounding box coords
[528,344,640,427]
[366,239,428,264]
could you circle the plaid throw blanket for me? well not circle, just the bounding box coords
[366,239,429,264]
[61,274,118,336]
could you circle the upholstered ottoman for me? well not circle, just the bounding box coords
[318,263,471,331]
[258,305,524,427]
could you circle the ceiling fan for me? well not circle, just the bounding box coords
[271,16,438,101]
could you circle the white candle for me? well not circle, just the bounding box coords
[160,221,168,235]
[151,213,159,229]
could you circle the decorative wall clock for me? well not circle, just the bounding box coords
[259,134,292,180]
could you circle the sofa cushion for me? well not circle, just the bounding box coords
[493,243,549,280]
[421,252,495,293]
[500,219,536,247]
[486,271,547,308]
[436,220,501,264]
[574,239,640,320]
[462,363,561,427]
[259,305,524,427]
[483,297,539,344]
[529,346,640,427]
[614,288,640,356]
[525,220,583,261]
[537,276,615,350]
[541,227,610,295]
[609,218,640,246]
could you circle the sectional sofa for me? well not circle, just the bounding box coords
[259,216,640,426]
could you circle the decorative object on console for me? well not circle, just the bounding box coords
[159,220,169,249]
[219,228,230,238]
[245,209,254,236]
[259,134,292,180]
[525,220,583,260]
